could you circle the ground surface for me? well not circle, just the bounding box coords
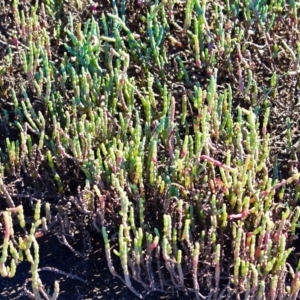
[0,231,194,300]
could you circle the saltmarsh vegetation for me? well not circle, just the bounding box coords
[0,0,300,299]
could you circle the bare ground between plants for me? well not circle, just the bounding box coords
[0,232,196,300]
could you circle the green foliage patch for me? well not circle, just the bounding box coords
[0,0,300,299]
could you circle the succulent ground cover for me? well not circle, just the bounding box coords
[0,0,300,299]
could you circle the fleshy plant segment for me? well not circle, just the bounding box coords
[0,0,300,299]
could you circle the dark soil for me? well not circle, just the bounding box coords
[0,231,195,300]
